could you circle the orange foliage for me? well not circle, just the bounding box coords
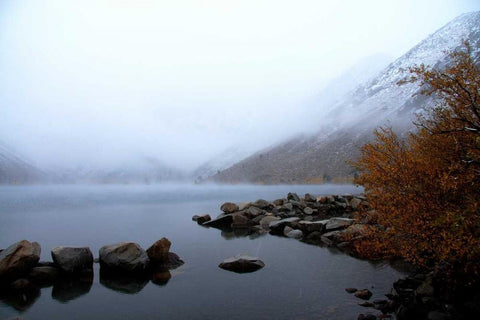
[352,42,480,283]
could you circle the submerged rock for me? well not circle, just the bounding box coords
[355,289,373,300]
[51,246,94,274]
[218,254,265,273]
[196,214,212,224]
[0,240,41,281]
[99,242,149,274]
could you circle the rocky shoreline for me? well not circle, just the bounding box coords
[0,238,183,311]
[193,192,479,320]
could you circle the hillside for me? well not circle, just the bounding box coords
[0,141,46,184]
[210,11,480,184]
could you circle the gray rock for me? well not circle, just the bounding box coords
[286,229,303,239]
[287,192,300,202]
[146,238,171,263]
[321,230,343,245]
[345,287,358,293]
[303,207,314,215]
[247,206,263,217]
[298,220,328,233]
[231,213,250,228]
[51,247,93,274]
[272,198,284,206]
[220,202,239,213]
[325,217,355,231]
[259,216,280,228]
[252,199,270,209]
[0,240,41,281]
[192,215,200,221]
[203,213,233,228]
[304,193,316,202]
[99,242,149,274]
[238,202,252,211]
[269,217,301,235]
[350,198,363,210]
[218,254,265,273]
[354,289,373,300]
[196,214,211,224]
[283,226,293,236]
[281,202,294,211]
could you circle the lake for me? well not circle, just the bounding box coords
[0,184,406,319]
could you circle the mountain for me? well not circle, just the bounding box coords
[209,11,480,184]
[0,141,47,184]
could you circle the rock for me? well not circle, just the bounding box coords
[231,213,250,228]
[317,196,327,203]
[321,230,343,245]
[287,192,300,202]
[283,226,293,236]
[252,199,270,209]
[358,301,375,307]
[203,214,233,228]
[220,202,239,213]
[415,277,434,297]
[350,198,363,210]
[345,287,358,293]
[28,266,59,286]
[272,198,284,206]
[196,214,212,224]
[303,207,314,215]
[357,314,377,320]
[238,202,252,211]
[246,206,263,217]
[304,231,323,243]
[355,289,373,300]
[192,215,200,221]
[268,217,300,235]
[161,252,184,269]
[304,193,316,202]
[281,203,294,211]
[286,229,303,239]
[325,217,355,231]
[298,220,328,233]
[218,254,265,273]
[51,246,94,274]
[146,238,171,262]
[0,240,41,281]
[99,242,149,274]
[259,216,280,228]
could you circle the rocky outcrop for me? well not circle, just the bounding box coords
[220,202,239,213]
[0,240,41,282]
[51,246,93,274]
[218,254,265,273]
[99,242,149,274]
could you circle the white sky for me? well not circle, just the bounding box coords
[1,0,479,170]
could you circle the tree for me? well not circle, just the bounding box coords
[352,42,480,286]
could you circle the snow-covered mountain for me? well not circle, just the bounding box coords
[209,11,480,184]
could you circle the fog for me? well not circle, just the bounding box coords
[1,0,478,172]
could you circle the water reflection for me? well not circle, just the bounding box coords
[99,271,149,294]
[0,282,41,311]
[151,268,171,286]
[52,272,93,303]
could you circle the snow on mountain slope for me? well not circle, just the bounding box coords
[210,11,480,184]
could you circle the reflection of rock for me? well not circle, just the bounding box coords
[0,279,41,311]
[219,254,265,273]
[51,247,93,274]
[0,240,41,282]
[28,266,60,287]
[151,268,171,286]
[51,271,93,303]
[99,242,149,274]
[100,270,148,294]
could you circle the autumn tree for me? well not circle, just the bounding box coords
[352,42,480,286]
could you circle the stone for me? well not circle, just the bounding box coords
[303,207,314,215]
[99,242,149,274]
[218,254,265,273]
[231,213,250,228]
[0,240,41,281]
[247,206,263,217]
[286,229,303,239]
[146,238,171,262]
[51,246,94,274]
[281,203,294,211]
[192,215,200,221]
[345,287,358,293]
[272,198,284,206]
[252,199,270,209]
[220,202,239,213]
[304,193,316,202]
[283,226,293,236]
[268,217,301,235]
[325,217,355,231]
[203,214,233,228]
[196,214,212,224]
[321,231,343,245]
[355,289,373,300]
[259,216,280,228]
[350,198,363,210]
[238,202,252,211]
[298,220,328,233]
[287,192,300,202]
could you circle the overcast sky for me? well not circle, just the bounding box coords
[1,0,479,171]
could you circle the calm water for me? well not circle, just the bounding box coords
[0,184,405,320]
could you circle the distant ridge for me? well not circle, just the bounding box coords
[209,11,480,184]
